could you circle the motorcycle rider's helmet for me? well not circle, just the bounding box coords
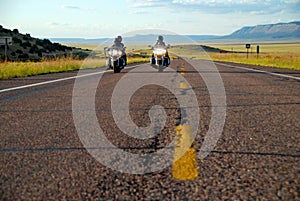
[117,36,122,42]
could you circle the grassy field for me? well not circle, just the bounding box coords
[169,43,300,70]
[206,43,300,53]
[208,43,300,70]
[0,56,149,80]
[0,58,95,79]
[209,52,300,70]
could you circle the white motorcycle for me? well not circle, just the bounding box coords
[150,46,170,71]
[104,46,127,73]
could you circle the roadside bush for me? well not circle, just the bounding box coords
[20,41,32,49]
[13,37,22,44]
[72,51,89,60]
[16,49,23,54]
[18,53,29,61]
[29,44,39,54]
[13,29,19,34]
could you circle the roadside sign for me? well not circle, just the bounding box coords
[0,36,12,62]
[257,45,260,54]
[245,44,251,59]
[0,37,12,46]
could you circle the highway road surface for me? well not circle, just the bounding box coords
[0,59,299,200]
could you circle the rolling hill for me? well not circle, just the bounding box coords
[0,25,90,62]
[225,21,300,39]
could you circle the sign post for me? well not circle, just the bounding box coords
[245,44,251,59]
[256,45,260,58]
[0,37,12,62]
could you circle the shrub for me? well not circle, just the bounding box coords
[29,44,39,53]
[16,49,23,54]
[13,37,22,44]
[13,29,19,34]
[18,53,29,61]
[20,41,31,49]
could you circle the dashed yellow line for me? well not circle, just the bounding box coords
[173,61,198,180]
[180,81,187,89]
[172,124,198,180]
[180,62,185,75]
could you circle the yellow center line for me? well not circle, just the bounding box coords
[172,67,198,180]
[172,124,198,180]
[180,62,185,75]
[180,81,187,89]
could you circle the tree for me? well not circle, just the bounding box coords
[13,37,22,44]
[20,41,32,49]
[16,49,23,54]
[29,44,39,53]
[13,29,19,34]
[18,53,29,61]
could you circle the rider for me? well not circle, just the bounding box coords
[154,35,166,48]
[152,35,169,66]
[114,36,127,65]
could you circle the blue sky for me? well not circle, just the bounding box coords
[0,0,299,38]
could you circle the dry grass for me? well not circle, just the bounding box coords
[0,55,150,80]
[208,52,300,70]
[207,43,300,53]
[169,43,300,70]
[0,57,103,80]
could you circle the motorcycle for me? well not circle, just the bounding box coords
[150,46,170,72]
[104,46,127,73]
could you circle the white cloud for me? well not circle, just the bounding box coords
[61,5,81,10]
[126,0,296,15]
[61,5,96,11]
[170,0,288,14]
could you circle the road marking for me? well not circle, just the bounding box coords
[180,81,187,89]
[173,71,198,180]
[215,62,300,81]
[172,124,198,180]
[180,62,185,75]
[0,64,142,93]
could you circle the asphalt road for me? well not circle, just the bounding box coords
[0,59,299,200]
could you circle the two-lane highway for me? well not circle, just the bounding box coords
[0,59,299,200]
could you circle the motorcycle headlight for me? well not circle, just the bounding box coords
[153,48,166,56]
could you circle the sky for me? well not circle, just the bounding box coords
[0,0,299,39]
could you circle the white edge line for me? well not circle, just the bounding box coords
[0,64,143,93]
[215,62,300,81]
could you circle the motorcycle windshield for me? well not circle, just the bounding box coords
[108,48,123,57]
[153,48,167,56]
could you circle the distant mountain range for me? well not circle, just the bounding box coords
[50,21,300,44]
[224,21,300,39]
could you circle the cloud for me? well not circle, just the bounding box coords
[128,10,149,15]
[61,5,81,10]
[169,0,300,15]
[48,22,71,27]
[128,0,170,8]
[126,0,300,17]
[61,5,96,11]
